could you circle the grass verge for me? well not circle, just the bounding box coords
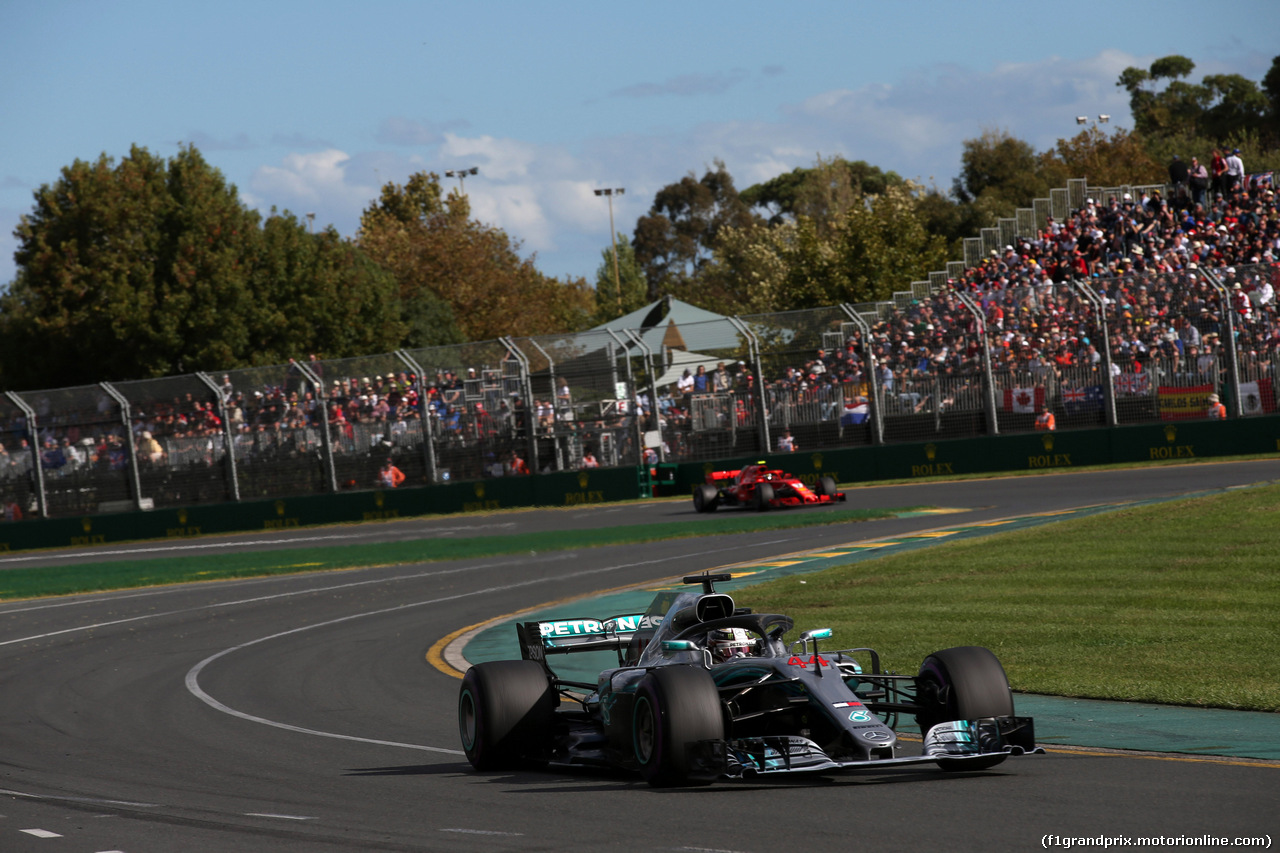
[740,483,1280,711]
[0,504,910,601]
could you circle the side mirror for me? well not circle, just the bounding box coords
[661,640,696,652]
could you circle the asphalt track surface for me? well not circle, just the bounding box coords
[2,461,1278,852]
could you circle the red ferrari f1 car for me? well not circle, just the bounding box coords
[693,461,845,512]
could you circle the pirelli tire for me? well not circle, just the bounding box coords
[693,484,720,513]
[914,646,1014,771]
[458,660,557,771]
[632,665,724,787]
[817,476,838,497]
[753,483,775,511]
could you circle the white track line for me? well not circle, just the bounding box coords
[183,543,760,754]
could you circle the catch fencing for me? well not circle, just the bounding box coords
[1,278,1276,520]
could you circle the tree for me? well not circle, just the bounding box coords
[356,173,594,342]
[1117,55,1274,145]
[250,211,410,359]
[592,232,648,325]
[700,182,950,314]
[632,161,758,300]
[953,128,1049,210]
[1038,126,1164,189]
[740,156,904,226]
[0,145,406,389]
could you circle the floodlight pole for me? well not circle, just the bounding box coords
[445,167,479,195]
[595,188,625,312]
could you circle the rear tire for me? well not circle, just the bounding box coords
[632,666,723,787]
[817,476,837,497]
[753,483,774,511]
[915,646,1013,771]
[693,484,719,513]
[458,660,557,771]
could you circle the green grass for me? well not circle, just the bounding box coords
[0,504,908,601]
[739,483,1280,711]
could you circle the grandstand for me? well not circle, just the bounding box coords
[2,174,1276,521]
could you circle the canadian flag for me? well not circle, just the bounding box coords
[1003,387,1045,413]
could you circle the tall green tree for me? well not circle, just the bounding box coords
[592,233,647,324]
[251,211,409,359]
[740,156,903,226]
[0,145,406,389]
[1117,55,1274,145]
[632,161,758,300]
[953,128,1049,210]
[700,182,950,314]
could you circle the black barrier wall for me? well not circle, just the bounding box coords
[2,416,1275,553]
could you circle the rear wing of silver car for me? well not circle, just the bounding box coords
[517,612,659,672]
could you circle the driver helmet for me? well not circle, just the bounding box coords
[709,627,754,662]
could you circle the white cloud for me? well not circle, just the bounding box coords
[230,50,1154,284]
[247,149,375,217]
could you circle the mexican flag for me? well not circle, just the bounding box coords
[1239,379,1276,415]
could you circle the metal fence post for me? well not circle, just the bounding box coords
[5,392,48,519]
[526,338,563,470]
[954,292,999,435]
[839,305,882,445]
[99,382,146,510]
[292,361,338,492]
[196,371,241,501]
[605,329,644,466]
[497,338,539,475]
[728,316,769,453]
[395,350,438,484]
[623,328,664,460]
[1203,270,1243,417]
[1070,280,1118,427]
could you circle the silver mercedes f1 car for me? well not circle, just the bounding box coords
[458,573,1041,786]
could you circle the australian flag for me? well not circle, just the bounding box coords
[1063,385,1104,413]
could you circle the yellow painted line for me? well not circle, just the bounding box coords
[808,552,854,557]
[849,542,901,549]
[426,620,489,679]
[751,561,803,568]
[907,531,956,539]
[895,734,1277,768]
[911,508,968,515]
[1042,746,1280,769]
[972,521,1015,527]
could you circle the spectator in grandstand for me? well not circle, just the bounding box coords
[580,448,599,468]
[712,361,732,392]
[137,431,164,464]
[777,429,797,452]
[693,364,710,393]
[378,458,406,488]
[1224,149,1245,195]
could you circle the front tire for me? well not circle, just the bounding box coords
[915,646,1014,771]
[753,483,775,511]
[458,660,557,771]
[632,666,723,787]
[817,476,837,497]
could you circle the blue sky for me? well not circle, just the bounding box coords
[2,1,1277,290]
